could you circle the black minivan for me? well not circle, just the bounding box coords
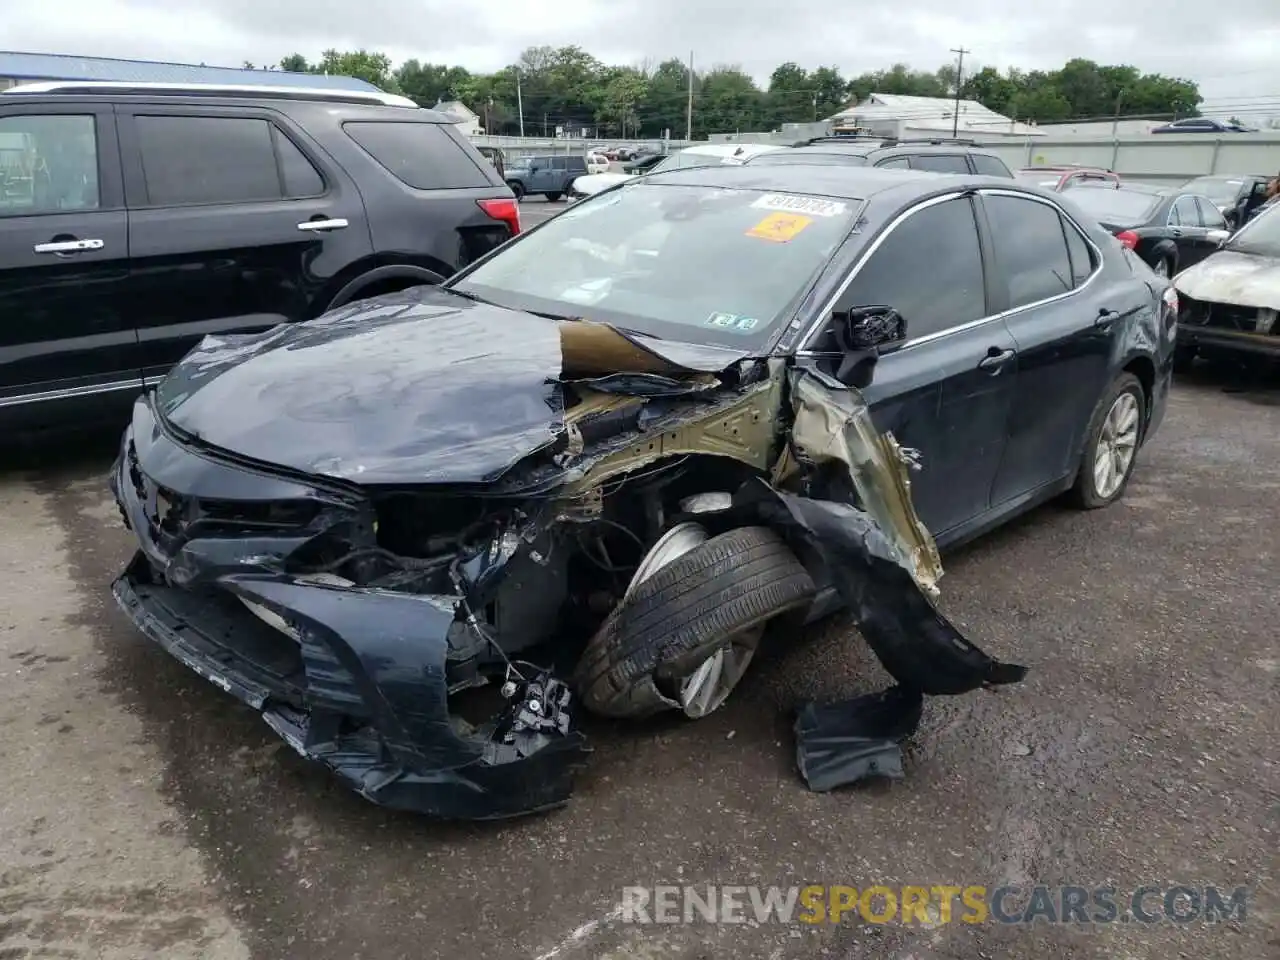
[0,81,520,434]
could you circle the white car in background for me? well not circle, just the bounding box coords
[586,151,610,175]
[568,142,788,200]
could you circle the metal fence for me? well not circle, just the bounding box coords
[469,135,695,158]
[978,132,1280,184]
[468,131,1280,185]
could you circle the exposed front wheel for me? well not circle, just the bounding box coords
[1070,373,1145,509]
[573,525,815,719]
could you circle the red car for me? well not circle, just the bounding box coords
[1016,166,1120,192]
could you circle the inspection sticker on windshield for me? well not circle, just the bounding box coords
[750,193,847,217]
[706,312,759,331]
[745,211,813,243]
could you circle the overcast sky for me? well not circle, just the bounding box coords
[6,0,1280,117]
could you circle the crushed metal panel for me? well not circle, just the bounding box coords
[788,368,943,594]
[1174,250,1280,312]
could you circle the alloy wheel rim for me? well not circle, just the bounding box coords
[1093,392,1140,498]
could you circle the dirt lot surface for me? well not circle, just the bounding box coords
[1,373,1276,960]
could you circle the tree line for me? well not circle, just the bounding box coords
[243,48,1204,139]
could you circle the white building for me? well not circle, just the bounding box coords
[431,100,483,137]
[827,93,1044,141]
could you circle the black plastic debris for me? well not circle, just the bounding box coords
[795,686,923,791]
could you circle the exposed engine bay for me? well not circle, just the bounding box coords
[110,299,1026,818]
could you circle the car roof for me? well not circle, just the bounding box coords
[1070,181,1169,196]
[682,142,786,159]
[639,162,1017,202]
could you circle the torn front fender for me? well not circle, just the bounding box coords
[736,477,1025,696]
[787,368,943,594]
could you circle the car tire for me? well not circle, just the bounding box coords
[574,526,815,719]
[1069,372,1145,510]
[508,181,524,201]
[545,192,562,202]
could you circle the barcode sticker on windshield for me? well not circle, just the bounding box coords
[751,194,847,217]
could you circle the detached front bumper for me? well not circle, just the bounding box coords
[109,402,588,819]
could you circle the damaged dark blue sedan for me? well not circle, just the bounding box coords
[110,164,1175,818]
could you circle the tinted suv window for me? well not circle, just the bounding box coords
[0,114,99,215]
[875,157,910,169]
[972,154,1012,177]
[909,154,970,174]
[551,157,569,170]
[136,115,282,205]
[276,132,324,197]
[983,195,1074,307]
[344,121,490,189]
[565,156,587,172]
[836,197,986,340]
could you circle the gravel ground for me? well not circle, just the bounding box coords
[0,370,1276,960]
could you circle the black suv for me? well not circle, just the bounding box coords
[745,136,1014,177]
[0,81,520,433]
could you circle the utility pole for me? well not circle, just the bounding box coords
[812,93,818,121]
[685,50,694,141]
[515,67,525,138]
[950,47,970,138]
[1111,89,1125,136]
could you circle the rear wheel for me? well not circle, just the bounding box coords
[545,191,562,202]
[508,181,524,200]
[1070,373,1145,509]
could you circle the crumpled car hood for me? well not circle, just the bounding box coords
[153,288,749,485]
[1174,249,1280,311]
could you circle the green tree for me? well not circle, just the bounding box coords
[278,53,310,73]
[596,66,649,137]
[696,67,763,136]
[642,58,697,138]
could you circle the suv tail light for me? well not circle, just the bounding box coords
[1114,230,1139,250]
[476,198,521,237]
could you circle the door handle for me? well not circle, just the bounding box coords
[978,347,1015,372]
[1095,309,1122,329]
[297,218,348,232]
[33,238,104,254]
[1169,228,1182,237]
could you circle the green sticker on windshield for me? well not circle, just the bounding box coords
[706,312,759,332]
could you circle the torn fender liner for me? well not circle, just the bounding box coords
[736,480,1027,696]
[795,686,923,791]
[112,554,589,819]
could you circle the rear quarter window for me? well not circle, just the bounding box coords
[343,121,491,189]
[972,154,1012,177]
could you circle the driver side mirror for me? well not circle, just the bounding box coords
[829,305,908,389]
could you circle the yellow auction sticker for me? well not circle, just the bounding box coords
[745,211,813,242]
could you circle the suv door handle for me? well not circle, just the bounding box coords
[1095,309,1122,329]
[297,218,348,232]
[978,347,1015,373]
[34,238,103,254]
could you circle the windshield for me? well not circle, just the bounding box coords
[1226,200,1280,256]
[448,182,859,348]
[1183,177,1244,204]
[1062,186,1162,223]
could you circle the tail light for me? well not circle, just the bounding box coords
[1114,230,1139,250]
[476,198,521,237]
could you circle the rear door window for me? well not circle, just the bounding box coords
[134,115,282,205]
[875,157,910,169]
[1194,197,1227,230]
[344,121,490,189]
[982,194,1074,307]
[1169,195,1199,226]
[835,196,987,340]
[909,154,970,174]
